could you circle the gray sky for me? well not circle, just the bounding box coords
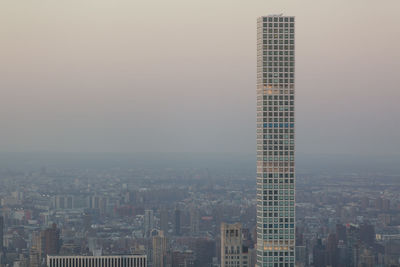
[1,0,399,155]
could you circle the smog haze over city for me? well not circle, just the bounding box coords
[0,0,399,267]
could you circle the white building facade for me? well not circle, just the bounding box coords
[256,15,296,267]
[46,255,147,267]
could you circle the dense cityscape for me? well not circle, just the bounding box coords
[0,154,398,267]
[1,1,399,266]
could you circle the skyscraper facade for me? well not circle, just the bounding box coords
[152,230,167,267]
[256,15,296,267]
[144,209,154,238]
[43,223,61,256]
[221,223,250,267]
[190,208,200,235]
[160,208,169,234]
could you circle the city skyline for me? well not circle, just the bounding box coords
[0,1,400,267]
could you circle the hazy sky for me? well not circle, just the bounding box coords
[1,0,399,155]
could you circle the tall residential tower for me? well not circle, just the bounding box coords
[256,15,295,267]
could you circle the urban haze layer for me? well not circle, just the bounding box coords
[0,14,400,267]
[0,153,399,267]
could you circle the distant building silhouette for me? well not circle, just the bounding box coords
[174,208,181,236]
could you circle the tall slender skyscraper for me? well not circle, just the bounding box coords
[256,15,295,267]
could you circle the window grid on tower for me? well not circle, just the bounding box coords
[256,15,295,267]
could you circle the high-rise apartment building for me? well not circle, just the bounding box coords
[152,230,167,267]
[29,248,41,267]
[87,195,109,214]
[221,223,250,267]
[256,15,296,267]
[160,208,169,234]
[190,208,200,235]
[171,250,195,267]
[31,223,61,264]
[144,209,154,238]
[53,195,74,209]
[43,223,61,256]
